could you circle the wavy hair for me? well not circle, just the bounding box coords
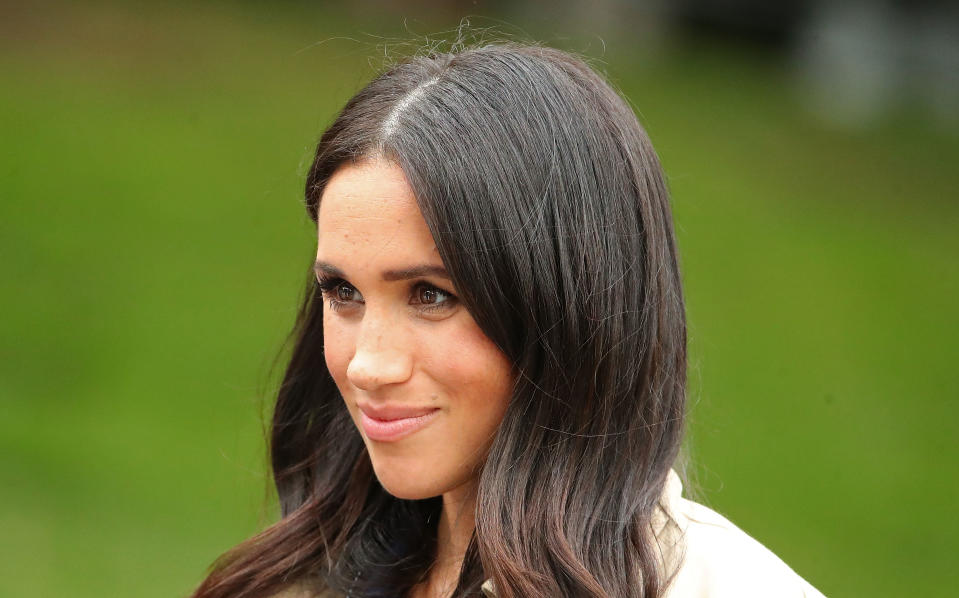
[192,43,686,598]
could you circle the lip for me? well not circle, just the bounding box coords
[357,403,440,442]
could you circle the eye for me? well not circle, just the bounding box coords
[335,284,358,302]
[411,283,457,312]
[316,276,364,311]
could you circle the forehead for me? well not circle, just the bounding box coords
[316,160,438,258]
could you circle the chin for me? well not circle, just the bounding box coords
[373,471,441,500]
[367,454,458,500]
[379,484,436,501]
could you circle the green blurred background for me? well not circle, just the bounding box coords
[2,1,956,596]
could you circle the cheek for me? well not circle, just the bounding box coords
[322,312,353,387]
[430,323,514,417]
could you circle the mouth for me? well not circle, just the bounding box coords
[357,404,441,442]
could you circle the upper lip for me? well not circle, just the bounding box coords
[357,402,439,421]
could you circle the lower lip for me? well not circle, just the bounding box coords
[359,409,440,442]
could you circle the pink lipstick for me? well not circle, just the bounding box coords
[358,404,440,442]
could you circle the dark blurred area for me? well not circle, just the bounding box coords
[683,0,959,127]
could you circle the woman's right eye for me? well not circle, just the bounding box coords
[317,277,364,311]
[335,284,357,302]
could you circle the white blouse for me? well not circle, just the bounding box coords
[655,470,826,597]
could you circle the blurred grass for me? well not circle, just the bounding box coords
[1,2,956,597]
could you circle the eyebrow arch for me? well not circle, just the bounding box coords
[313,261,450,282]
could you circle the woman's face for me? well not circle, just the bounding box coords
[315,159,514,501]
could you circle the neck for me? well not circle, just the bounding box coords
[414,481,478,598]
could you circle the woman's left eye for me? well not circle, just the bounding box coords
[411,284,456,311]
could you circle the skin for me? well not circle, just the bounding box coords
[315,158,514,597]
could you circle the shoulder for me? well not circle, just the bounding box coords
[658,471,826,598]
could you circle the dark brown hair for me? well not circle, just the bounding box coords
[193,43,686,598]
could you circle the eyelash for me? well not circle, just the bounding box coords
[315,276,351,312]
[315,275,457,314]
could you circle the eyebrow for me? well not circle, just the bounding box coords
[313,261,450,282]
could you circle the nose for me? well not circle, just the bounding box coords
[346,310,413,391]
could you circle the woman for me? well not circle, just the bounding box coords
[193,44,825,598]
